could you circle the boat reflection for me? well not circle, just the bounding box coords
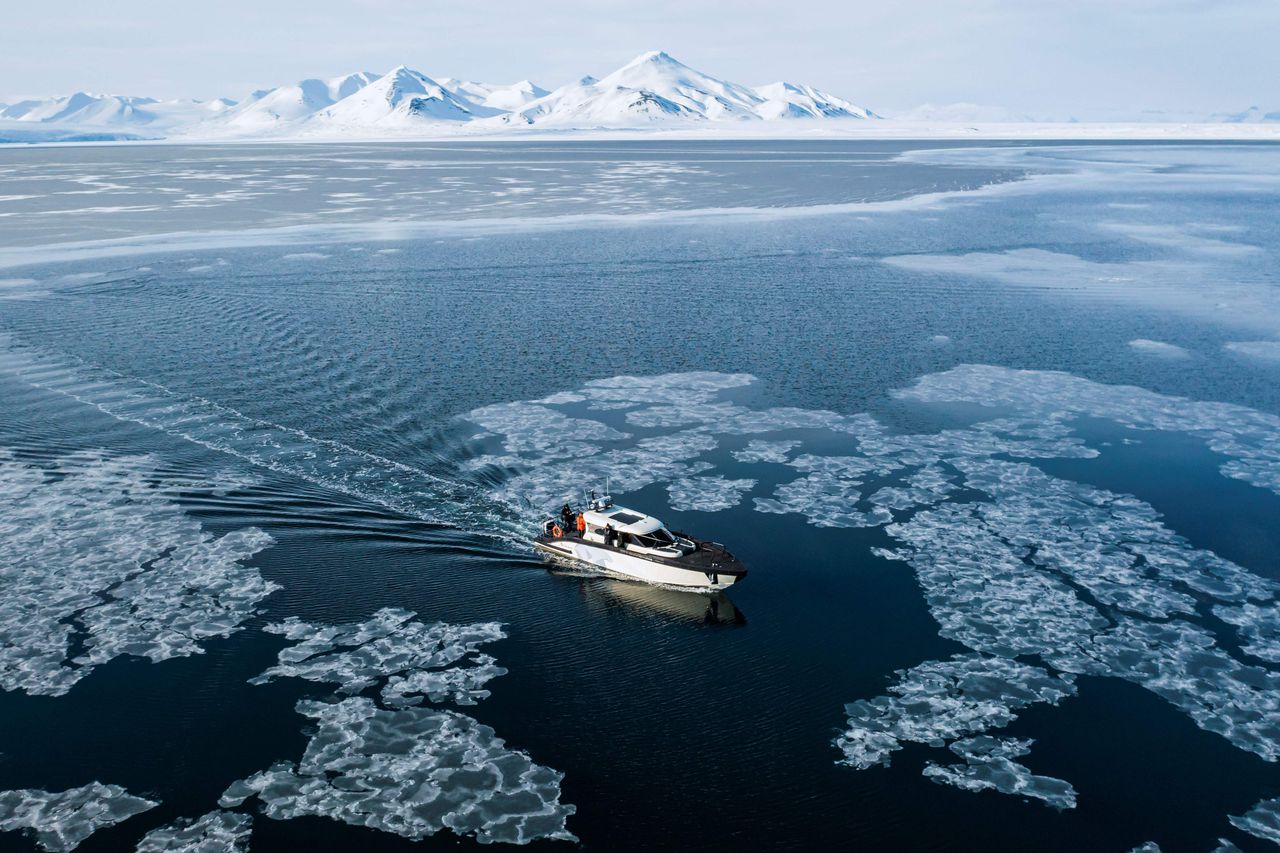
[554,568,747,625]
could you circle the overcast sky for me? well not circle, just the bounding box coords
[2,0,1276,115]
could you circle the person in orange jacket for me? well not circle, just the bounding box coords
[576,512,586,537]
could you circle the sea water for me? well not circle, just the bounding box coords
[0,140,1278,851]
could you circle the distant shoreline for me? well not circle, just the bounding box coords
[4,121,1280,147]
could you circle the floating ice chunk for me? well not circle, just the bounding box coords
[1052,617,1280,762]
[626,401,741,430]
[1130,843,1164,853]
[471,427,717,512]
[836,654,1076,770]
[134,810,251,852]
[579,371,754,406]
[251,608,506,700]
[879,456,1280,760]
[1213,603,1280,663]
[219,698,576,845]
[0,782,157,852]
[382,654,508,708]
[1225,341,1280,362]
[884,503,1108,656]
[922,736,1077,810]
[869,465,957,511]
[77,527,278,669]
[731,440,799,464]
[1230,796,1280,844]
[0,450,277,697]
[281,252,329,260]
[953,457,1270,606]
[789,454,889,479]
[756,473,892,528]
[625,399,876,437]
[1128,339,1190,359]
[532,391,586,405]
[636,430,718,457]
[466,402,629,459]
[667,476,756,511]
[897,364,1280,495]
[586,400,640,411]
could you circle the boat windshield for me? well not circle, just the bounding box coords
[632,528,676,549]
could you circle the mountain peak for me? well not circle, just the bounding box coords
[626,50,681,69]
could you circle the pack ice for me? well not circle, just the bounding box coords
[230,610,575,844]
[464,365,1280,818]
[0,782,156,852]
[0,450,277,697]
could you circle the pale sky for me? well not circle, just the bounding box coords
[2,0,1276,116]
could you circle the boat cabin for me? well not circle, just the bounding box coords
[580,505,692,558]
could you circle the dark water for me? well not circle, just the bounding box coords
[1,140,1279,852]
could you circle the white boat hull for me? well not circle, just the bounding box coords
[534,538,742,590]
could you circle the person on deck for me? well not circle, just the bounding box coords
[576,512,586,537]
[560,503,573,533]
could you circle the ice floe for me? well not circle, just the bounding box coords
[134,811,252,852]
[868,465,957,511]
[755,473,893,528]
[219,698,576,845]
[250,607,507,706]
[922,736,1077,810]
[0,450,277,697]
[1213,602,1280,663]
[1230,796,1280,844]
[1225,340,1280,362]
[464,367,1280,813]
[0,782,157,852]
[1128,339,1191,359]
[879,457,1280,760]
[897,363,1280,495]
[466,402,629,460]
[731,439,799,463]
[836,654,1077,770]
[666,476,756,511]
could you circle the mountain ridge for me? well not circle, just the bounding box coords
[1,51,877,138]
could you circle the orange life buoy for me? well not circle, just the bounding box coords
[551,524,563,538]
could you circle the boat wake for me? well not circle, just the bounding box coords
[0,334,533,548]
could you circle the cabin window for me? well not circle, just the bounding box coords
[632,532,674,550]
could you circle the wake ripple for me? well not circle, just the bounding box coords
[0,334,530,547]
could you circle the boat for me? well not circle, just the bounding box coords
[533,491,747,590]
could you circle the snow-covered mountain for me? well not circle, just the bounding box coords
[6,54,1278,141]
[0,92,236,130]
[216,72,379,130]
[438,78,549,111]
[1210,106,1280,123]
[4,51,876,139]
[295,66,497,134]
[754,82,877,120]
[499,50,874,128]
[503,51,858,126]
